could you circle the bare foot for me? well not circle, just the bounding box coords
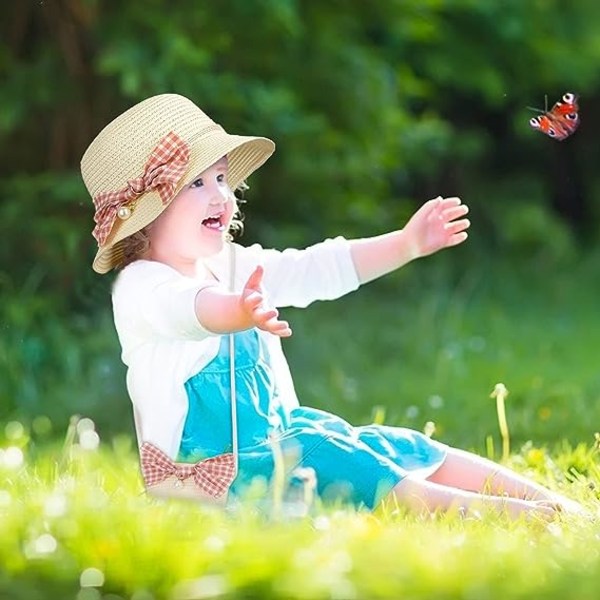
[548,496,594,520]
[501,498,559,522]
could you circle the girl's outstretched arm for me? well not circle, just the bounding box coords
[195,265,292,337]
[350,196,470,284]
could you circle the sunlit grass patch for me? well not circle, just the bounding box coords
[1,418,600,599]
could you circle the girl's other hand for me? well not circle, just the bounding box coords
[241,266,292,337]
[404,196,470,260]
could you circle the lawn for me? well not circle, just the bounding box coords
[285,248,600,454]
[1,431,599,599]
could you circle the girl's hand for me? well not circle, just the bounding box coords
[241,266,292,337]
[403,196,470,260]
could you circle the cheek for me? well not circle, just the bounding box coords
[150,208,190,245]
[148,215,168,246]
[227,196,238,215]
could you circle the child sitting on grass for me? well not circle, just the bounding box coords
[81,93,586,520]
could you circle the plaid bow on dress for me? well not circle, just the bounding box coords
[140,442,237,499]
[92,131,191,245]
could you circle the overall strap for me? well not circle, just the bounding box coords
[228,244,239,472]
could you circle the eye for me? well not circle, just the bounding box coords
[217,174,225,183]
[190,177,203,188]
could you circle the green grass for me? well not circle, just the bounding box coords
[1,428,600,600]
[284,249,600,454]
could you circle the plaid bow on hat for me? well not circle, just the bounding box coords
[140,442,236,498]
[92,131,191,246]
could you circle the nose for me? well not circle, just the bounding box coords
[207,184,228,206]
[208,192,225,207]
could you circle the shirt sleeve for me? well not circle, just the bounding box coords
[234,236,360,308]
[112,260,218,341]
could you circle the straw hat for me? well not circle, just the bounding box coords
[81,94,275,273]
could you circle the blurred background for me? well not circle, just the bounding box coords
[2,0,600,454]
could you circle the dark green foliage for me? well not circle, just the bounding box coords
[2,0,600,436]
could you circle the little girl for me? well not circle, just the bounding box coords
[81,94,584,520]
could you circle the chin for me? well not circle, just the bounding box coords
[199,237,226,258]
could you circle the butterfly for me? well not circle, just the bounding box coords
[528,92,579,141]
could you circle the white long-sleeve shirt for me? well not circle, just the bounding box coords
[111,237,360,457]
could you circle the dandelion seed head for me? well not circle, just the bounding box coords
[2,446,24,469]
[24,533,58,558]
[80,567,105,588]
[44,493,68,518]
[5,421,25,440]
[79,430,100,451]
[77,418,96,435]
[34,533,58,555]
[424,421,436,437]
[491,383,508,398]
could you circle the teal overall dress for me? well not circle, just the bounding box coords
[178,329,447,510]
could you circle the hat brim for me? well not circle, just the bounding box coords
[92,132,274,274]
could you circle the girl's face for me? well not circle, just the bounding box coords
[148,157,235,273]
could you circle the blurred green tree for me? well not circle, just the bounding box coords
[2,0,600,426]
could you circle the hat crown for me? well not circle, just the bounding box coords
[81,94,220,199]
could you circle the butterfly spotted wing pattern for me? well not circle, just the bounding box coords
[529,93,579,141]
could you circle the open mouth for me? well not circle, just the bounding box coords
[201,213,226,232]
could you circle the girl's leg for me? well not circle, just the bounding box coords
[390,475,557,521]
[426,446,585,513]
[428,446,550,498]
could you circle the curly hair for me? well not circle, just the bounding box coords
[117,225,153,270]
[116,186,246,270]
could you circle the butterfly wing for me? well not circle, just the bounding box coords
[529,92,579,141]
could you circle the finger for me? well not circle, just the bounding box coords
[429,201,463,223]
[243,291,264,310]
[421,196,443,216]
[439,196,462,207]
[272,328,292,338]
[245,265,264,291]
[254,306,279,322]
[269,321,293,337]
[442,204,469,222]
[447,231,468,246]
[444,218,470,234]
[261,315,292,337]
